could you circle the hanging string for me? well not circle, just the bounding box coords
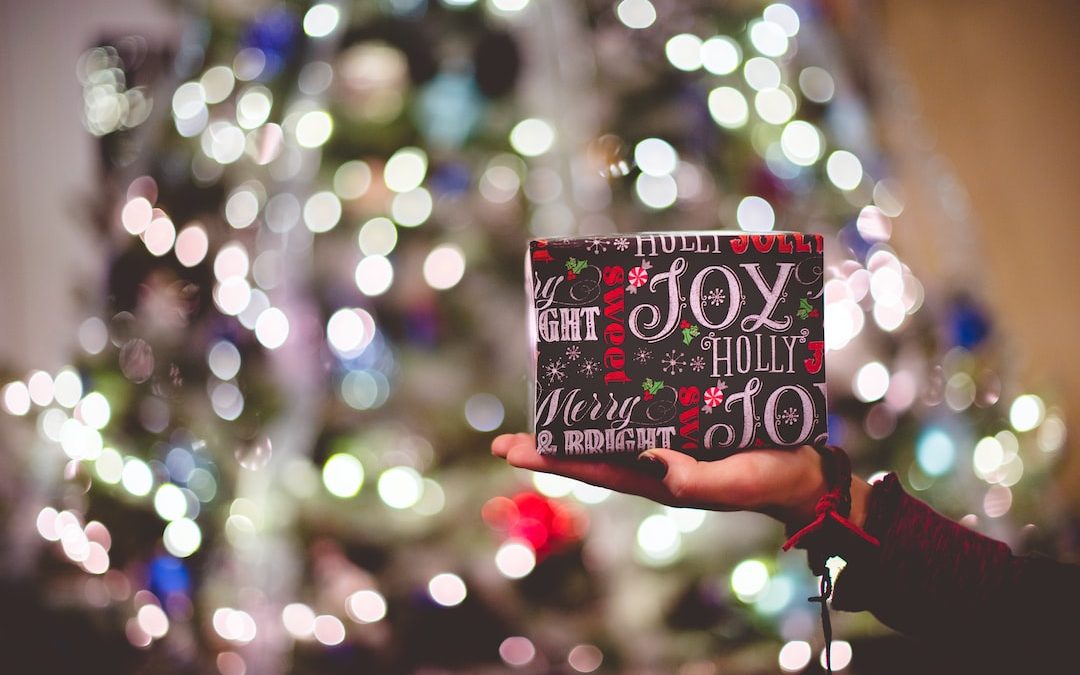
[782,446,880,673]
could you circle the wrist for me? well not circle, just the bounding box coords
[778,445,870,532]
[848,475,870,531]
[774,444,830,529]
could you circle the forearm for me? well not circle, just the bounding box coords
[830,474,1080,642]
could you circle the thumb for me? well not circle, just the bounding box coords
[636,448,709,504]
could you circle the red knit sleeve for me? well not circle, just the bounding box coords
[830,473,1080,646]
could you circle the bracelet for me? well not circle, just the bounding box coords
[782,444,879,558]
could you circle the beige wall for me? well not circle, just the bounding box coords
[877,0,1080,503]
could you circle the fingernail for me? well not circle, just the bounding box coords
[636,452,668,479]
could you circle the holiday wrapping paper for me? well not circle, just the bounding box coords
[526,232,827,458]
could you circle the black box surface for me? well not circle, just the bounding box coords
[526,232,827,457]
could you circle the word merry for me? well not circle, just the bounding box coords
[562,426,677,455]
[702,334,801,378]
[535,387,642,431]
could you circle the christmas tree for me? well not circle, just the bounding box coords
[0,1,1068,673]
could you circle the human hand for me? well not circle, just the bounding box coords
[492,433,869,531]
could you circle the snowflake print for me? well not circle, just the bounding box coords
[579,358,600,378]
[706,287,726,306]
[634,348,652,364]
[661,350,686,375]
[613,237,631,251]
[689,355,706,372]
[543,358,567,385]
[565,345,581,361]
[585,237,608,254]
[778,407,800,426]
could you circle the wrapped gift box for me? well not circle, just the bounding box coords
[526,232,827,458]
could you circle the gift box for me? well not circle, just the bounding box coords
[526,232,827,457]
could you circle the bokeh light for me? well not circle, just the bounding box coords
[495,540,536,579]
[378,466,423,509]
[303,3,340,38]
[708,87,749,129]
[383,147,428,193]
[163,518,202,557]
[1009,394,1044,432]
[346,590,387,623]
[635,514,681,564]
[428,572,467,607]
[615,0,656,30]
[423,244,466,290]
[499,636,536,667]
[779,640,812,672]
[322,454,365,498]
[820,640,853,670]
[355,255,394,296]
[567,644,603,673]
[665,34,702,72]
[731,559,769,601]
[464,393,505,431]
[701,36,741,75]
[509,119,555,157]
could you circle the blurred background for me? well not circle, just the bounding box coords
[0,0,1077,673]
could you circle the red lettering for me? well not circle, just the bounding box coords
[777,234,794,253]
[678,386,700,406]
[751,235,775,253]
[531,239,554,263]
[677,386,700,450]
[603,265,624,285]
[793,232,812,253]
[602,287,624,321]
[678,408,699,450]
[602,266,629,384]
[804,340,824,374]
[730,235,749,254]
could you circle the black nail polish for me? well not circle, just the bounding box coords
[637,454,668,479]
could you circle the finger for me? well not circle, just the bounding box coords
[637,447,748,510]
[492,432,531,458]
[503,440,674,504]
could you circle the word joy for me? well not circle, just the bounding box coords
[628,257,795,342]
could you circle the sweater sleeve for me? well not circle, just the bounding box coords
[829,473,1080,644]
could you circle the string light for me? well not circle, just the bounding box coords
[708,87,749,129]
[322,454,365,498]
[665,34,702,72]
[428,573,467,607]
[422,244,466,290]
[384,147,428,193]
[303,3,341,38]
[701,36,741,75]
[346,590,387,623]
[509,119,555,157]
[499,636,536,667]
[615,0,656,30]
[730,559,769,601]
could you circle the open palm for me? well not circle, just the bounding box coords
[491,433,830,529]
